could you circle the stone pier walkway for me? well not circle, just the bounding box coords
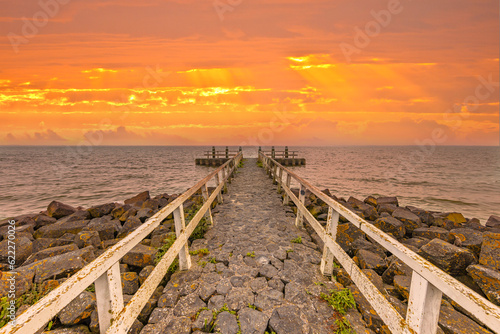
[140,159,370,334]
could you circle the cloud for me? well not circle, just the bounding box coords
[3,129,66,145]
[83,126,196,145]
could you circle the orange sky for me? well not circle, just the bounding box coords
[0,0,498,146]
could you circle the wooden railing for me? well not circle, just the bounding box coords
[259,152,500,334]
[259,146,298,159]
[1,152,243,334]
[203,146,241,159]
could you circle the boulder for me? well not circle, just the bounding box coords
[122,244,157,268]
[268,305,308,334]
[47,201,77,219]
[0,271,32,298]
[393,275,411,299]
[467,264,500,305]
[479,233,500,270]
[136,208,154,223]
[348,285,385,332]
[118,216,142,238]
[44,325,91,333]
[110,205,132,220]
[449,228,483,255]
[34,220,89,239]
[413,227,453,243]
[438,303,492,334]
[377,196,398,206]
[486,215,500,228]
[381,258,412,284]
[33,214,57,228]
[57,210,92,224]
[437,212,467,226]
[364,196,378,207]
[0,224,34,239]
[373,216,406,239]
[336,223,366,254]
[118,208,138,223]
[351,238,386,258]
[362,269,386,295]
[406,206,435,225]
[58,291,96,325]
[138,265,154,285]
[32,238,74,253]
[192,309,213,332]
[214,311,239,334]
[23,243,79,266]
[172,293,206,318]
[87,221,120,241]
[124,191,150,206]
[402,237,430,249]
[87,203,115,218]
[392,208,422,234]
[418,239,476,275]
[238,307,269,334]
[0,236,32,265]
[357,249,388,275]
[121,272,139,294]
[141,199,160,210]
[254,288,284,311]
[377,204,398,215]
[74,231,101,249]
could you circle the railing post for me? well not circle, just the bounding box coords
[295,184,306,228]
[285,146,288,158]
[272,164,277,184]
[271,146,275,158]
[201,184,213,226]
[226,146,229,158]
[215,172,223,204]
[221,167,228,193]
[174,204,192,271]
[95,262,124,334]
[212,146,216,158]
[320,207,340,276]
[406,272,442,334]
[283,173,291,205]
[277,167,283,193]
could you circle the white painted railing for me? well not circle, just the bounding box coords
[259,152,500,334]
[1,152,243,334]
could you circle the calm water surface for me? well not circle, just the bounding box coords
[0,146,498,223]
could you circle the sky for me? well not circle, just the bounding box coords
[0,0,498,146]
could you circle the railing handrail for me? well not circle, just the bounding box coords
[259,152,500,334]
[2,152,243,334]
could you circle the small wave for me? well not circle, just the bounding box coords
[425,197,479,207]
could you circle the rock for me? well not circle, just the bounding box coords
[173,293,206,317]
[377,204,398,215]
[336,223,366,254]
[136,208,154,223]
[87,221,119,241]
[58,291,96,325]
[332,267,354,287]
[44,325,91,333]
[111,205,132,219]
[121,272,139,294]
[407,206,435,225]
[393,275,411,299]
[268,277,284,292]
[466,264,500,305]
[192,309,213,332]
[214,311,239,334]
[250,277,268,292]
[254,288,284,311]
[352,238,386,258]
[259,264,279,279]
[34,220,89,239]
[208,294,225,310]
[418,239,476,275]
[225,287,255,311]
[413,227,453,243]
[0,271,32,298]
[486,215,500,228]
[0,236,32,265]
[364,196,378,207]
[138,265,154,285]
[125,191,150,206]
[392,208,422,234]
[158,288,180,308]
[357,249,387,275]
[402,237,430,249]
[122,244,157,268]
[23,243,79,266]
[377,196,398,206]
[381,258,412,284]
[118,208,138,223]
[449,228,483,255]
[88,203,115,218]
[47,201,77,219]
[238,307,269,334]
[74,231,101,249]
[119,216,142,237]
[479,233,500,270]
[33,214,57,228]
[148,307,173,324]
[362,269,386,295]
[0,224,34,239]
[128,319,144,334]
[438,212,467,226]
[268,305,308,334]
[19,247,95,283]
[373,216,406,239]
[438,303,492,334]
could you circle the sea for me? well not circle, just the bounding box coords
[0,146,498,223]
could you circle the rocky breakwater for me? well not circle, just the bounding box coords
[0,189,209,333]
[291,189,500,334]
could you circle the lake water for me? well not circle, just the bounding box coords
[0,146,498,223]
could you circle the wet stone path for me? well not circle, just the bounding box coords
[140,159,370,334]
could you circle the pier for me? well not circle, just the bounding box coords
[1,152,499,334]
[195,147,242,166]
